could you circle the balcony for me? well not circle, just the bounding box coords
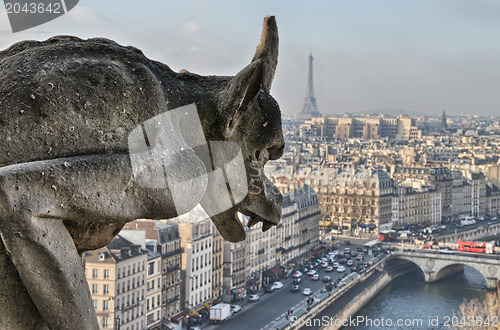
[166,265,180,272]
[257,248,265,255]
[163,248,183,259]
[167,295,179,304]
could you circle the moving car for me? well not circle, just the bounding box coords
[322,276,331,283]
[290,284,300,292]
[333,262,339,268]
[337,266,346,273]
[346,260,354,266]
[325,266,333,272]
[302,288,312,296]
[293,271,303,278]
[293,278,301,284]
[356,255,363,261]
[231,305,241,313]
[307,269,317,275]
[272,281,283,290]
[249,294,260,302]
[311,274,319,281]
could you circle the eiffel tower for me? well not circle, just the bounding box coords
[300,52,321,117]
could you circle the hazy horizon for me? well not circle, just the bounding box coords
[2,1,500,117]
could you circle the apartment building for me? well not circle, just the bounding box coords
[275,194,299,264]
[212,227,224,301]
[177,218,213,311]
[299,116,422,140]
[241,214,277,287]
[393,165,453,220]
[222,240,246,303]
[84,236,148,330]
[121,220,183,321]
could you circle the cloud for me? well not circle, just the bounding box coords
[182,21,200,33]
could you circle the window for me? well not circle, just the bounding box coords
[102,317,108,327]
[92,299,97,310]
[103,269,110,279]
[103,285,109,295]
[148,262,154,275]
[103,300,109,311]
[92,284,98,294]
[92,269,98,279]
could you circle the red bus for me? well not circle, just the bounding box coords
[377,230,397,242]
[457,240,494,254]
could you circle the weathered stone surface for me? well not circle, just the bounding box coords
[0,16,284,329]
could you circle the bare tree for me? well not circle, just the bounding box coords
[453,287,499,330]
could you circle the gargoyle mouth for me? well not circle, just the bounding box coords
[209,176,283,243]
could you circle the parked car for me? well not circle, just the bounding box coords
[322,276,331,283]
[290,284,300,292]
[311,274,319,281]
[272,281,283,290]
[337,266,346,273]
[344,240,351,245]
[302,288,312,296]
[231,305,241,313]
[249,294,260,302]
[264,285,274,293]
[293,271,303,278]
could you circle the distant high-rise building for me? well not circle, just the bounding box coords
[441,110,448,130]
[300,53,321,117]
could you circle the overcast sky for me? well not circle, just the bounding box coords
[1,0,500,116]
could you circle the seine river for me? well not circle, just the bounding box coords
[345,266,489,329]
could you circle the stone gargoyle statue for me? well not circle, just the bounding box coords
[0,16,284,329]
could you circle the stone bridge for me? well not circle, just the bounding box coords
[383,251,500,289]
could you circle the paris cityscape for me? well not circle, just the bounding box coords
[80,52,500,330]
[2,2,500,330]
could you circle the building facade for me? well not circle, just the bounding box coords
[121,220,183,322]
[177,218,213,311]
[84,236,148,330]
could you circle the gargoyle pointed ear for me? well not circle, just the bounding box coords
[220,16,278,112]
[252,15,278,90]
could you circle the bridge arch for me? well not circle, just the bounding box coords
[384,253,500,290]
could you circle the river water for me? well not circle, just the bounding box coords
[345,266,490,329]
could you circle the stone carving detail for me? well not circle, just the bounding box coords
[0,16,284,329]
[425,259,435,270]
[488,266,497,276]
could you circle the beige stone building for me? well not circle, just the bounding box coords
[299,116,422,140]
[85,236,148,330]
[393,165,453,220]
[240,214,277,288]
[176,218,213,311]
[392,183,442,227]
[222,240,246,303]
[212,227,224,301]
[121,220,183,322]
[276,167,393,233]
